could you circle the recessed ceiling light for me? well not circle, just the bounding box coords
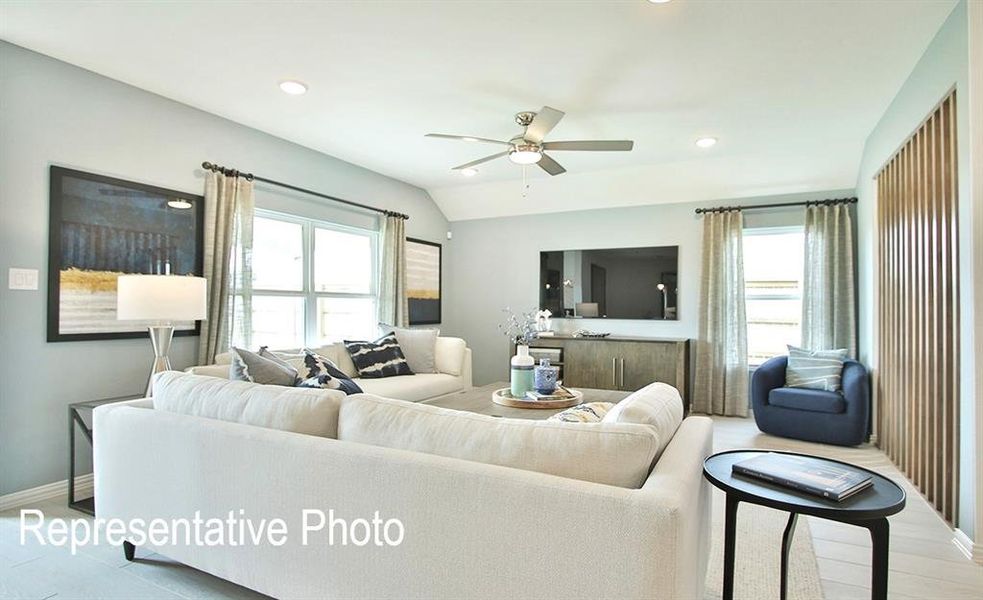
[167,199,193,209]
[695,137,718,148]
[278,80,308,95]
[460,168,479,177]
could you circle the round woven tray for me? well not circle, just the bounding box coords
[491,387,583,409]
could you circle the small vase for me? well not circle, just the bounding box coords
[534,358,559,395]
[510,345,535,398]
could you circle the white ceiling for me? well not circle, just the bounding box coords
[0,1,956,221]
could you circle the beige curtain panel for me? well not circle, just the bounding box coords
[693,210,749,417]
[802,204,856,357]
[378,214,408,328]
[197,171,255,364]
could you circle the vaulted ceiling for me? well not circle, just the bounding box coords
[0,1,956,220]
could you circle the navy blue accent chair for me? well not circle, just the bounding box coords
[751,356,870,447]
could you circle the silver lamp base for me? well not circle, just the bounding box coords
[145,325,175,397]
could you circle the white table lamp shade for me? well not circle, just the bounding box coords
[117,275,207,321]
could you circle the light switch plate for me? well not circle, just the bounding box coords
[8,268,39,290]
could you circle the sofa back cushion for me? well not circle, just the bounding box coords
[602,382,683,462]
[152,371,344,438]
[338,394,660,488]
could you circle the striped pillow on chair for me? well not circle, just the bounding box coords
[785,345,848,392]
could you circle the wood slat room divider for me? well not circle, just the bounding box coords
[875,91,959,523]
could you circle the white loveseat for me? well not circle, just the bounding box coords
[94,372,712,599]
[186,336,472,402]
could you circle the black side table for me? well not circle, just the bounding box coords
[703,450,905,600]
[68,395,142,515]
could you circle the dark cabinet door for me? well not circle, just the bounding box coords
[562,340,620,390]
[616,342,684,392]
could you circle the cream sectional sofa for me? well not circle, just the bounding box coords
[94,372,712,599]
[186,336,472,402]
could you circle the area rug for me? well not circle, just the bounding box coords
[705,489,824,599]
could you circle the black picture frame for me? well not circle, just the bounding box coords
[47,166,205,342]
[406,237,441,325]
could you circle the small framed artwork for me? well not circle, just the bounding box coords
[406,237,441,325]
[47,166,204,342]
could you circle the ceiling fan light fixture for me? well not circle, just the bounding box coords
[509,143,543,165]
[695,136,718,148]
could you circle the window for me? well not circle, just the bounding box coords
[232,210,378,349]
[743,227,804,366]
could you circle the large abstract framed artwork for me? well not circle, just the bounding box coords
[406,237,441,325]
[47,166,204,341]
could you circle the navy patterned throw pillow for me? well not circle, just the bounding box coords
[343,333,414,379]
[301,349,363,395]
[297,373,363,395]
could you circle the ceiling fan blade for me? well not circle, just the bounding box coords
[426,133,512,146]
[452,151,510,170]
[524,106,565,144]
[537,153,566,176]
[542,140,634,152]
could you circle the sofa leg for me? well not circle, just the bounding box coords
[123,540,136,561]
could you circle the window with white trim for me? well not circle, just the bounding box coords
[232,210,379,349]
[743,226,804,366]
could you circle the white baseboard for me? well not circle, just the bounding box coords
[0,474,94,512]
[953,528,983,564]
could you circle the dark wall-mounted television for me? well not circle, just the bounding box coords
[539,246,678,320]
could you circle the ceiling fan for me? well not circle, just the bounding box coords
[425,106,634,176]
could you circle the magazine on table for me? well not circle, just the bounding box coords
[732,453,873,501]
[525,385,575,401]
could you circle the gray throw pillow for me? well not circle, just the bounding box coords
[785,345,848,392]
[229,347,300,386]
[380,324,438,374]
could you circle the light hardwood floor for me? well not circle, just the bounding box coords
[0,417,980,599]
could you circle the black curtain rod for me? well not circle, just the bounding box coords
[201,161,409,220]
[694,196,857,215]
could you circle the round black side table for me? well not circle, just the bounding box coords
[703,450,905,600]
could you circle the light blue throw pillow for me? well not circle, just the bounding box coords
[785,345,848,392]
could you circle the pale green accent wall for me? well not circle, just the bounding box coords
[855,1,976,537]
[0,42,448,496]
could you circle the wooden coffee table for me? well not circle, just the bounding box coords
[421,382,630,420]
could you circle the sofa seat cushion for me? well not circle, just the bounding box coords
[355,373,461,402]
[338,394,660,488]
[768,387,846,414]
[152,371,345,437]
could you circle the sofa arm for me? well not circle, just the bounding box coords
[751,355,787,412]
[640,416,713,600]
[840,359,870,425]
[434,337,468,377]
[185,364,230,379]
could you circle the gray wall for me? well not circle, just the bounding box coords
[443,190,852,387]
[855,0,977,538]
[0,42,448,496]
